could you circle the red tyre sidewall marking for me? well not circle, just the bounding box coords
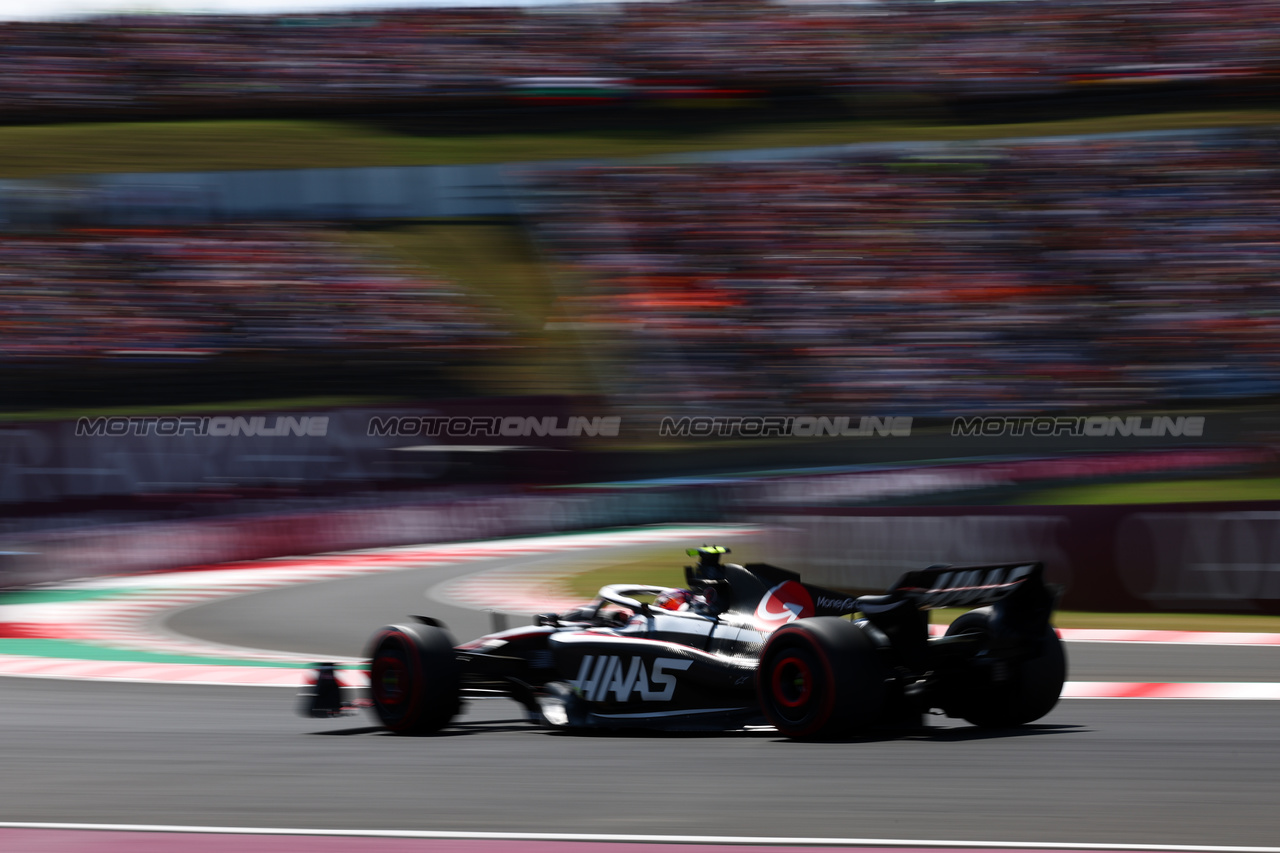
[760,627,837,737]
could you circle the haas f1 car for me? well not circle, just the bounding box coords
[363,547,1066,739]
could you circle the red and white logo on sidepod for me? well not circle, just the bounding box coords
[754,581,814,630]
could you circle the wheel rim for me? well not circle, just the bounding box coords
[369,633,418,727]
[772,655,813,709]
[372,654,407,706]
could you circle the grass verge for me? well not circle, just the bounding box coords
[564,558,688,601]
[1015,478,1280,505]
[5,109,1280,178]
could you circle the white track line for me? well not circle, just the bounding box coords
[1062,681,1280,700]
[0,823,1275,852]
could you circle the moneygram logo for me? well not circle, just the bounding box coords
[815,594,859,613]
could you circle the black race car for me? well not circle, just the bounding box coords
[359,547,1066,739]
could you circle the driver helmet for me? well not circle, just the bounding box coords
[654,588,696,611]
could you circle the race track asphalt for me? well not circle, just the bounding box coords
[2,548,1278,845]
[2,679,1278,846]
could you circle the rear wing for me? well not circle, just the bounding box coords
[854,561,1056,666]
[885,562,1045,611]
[796,563,1049,620]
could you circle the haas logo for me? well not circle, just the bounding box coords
[571,655,692,703]
[915,564,1036,608]
[754,580,814,630]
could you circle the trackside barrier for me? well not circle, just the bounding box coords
[745,503,1280,614]
[4,438,1276,612]
[0,488,724,589]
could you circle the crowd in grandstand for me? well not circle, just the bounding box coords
[536,131,1280,414]
[2,0,1278,119]
[9,132,1277,412]
[0,226,501,358]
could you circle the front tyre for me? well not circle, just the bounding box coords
[368,623,460,735]
[941,607,1066,728]
[758,618,887,739]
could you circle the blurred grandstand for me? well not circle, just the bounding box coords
[1,0,1278,123]
[534,130,1280,417]
[0,224,512,408]
[4,0,1280,520]
[10,126,1280,419]
[0,225,501,358]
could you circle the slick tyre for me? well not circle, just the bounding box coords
[758,618,887,739]
[942,607,1066,728]
[368,623,460,735]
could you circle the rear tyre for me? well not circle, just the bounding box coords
[758,618,887,739]
[368,623,460,735]
[941,607,1066,728]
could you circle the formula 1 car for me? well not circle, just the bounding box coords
[361,547,1066,739]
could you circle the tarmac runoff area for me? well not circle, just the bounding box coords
[1,526,1278,850]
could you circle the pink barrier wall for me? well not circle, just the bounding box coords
[746,503,1280,614]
